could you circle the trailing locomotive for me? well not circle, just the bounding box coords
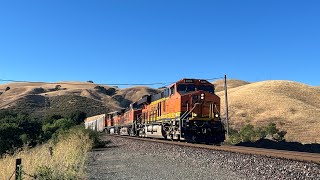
[105,78,225,144]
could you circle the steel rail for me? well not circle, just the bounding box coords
[111,135,320,165]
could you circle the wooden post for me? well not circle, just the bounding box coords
[224,75,229,137]
[15,158,22,180]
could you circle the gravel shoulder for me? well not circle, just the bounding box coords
[86,135,320,180]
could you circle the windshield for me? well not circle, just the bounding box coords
[198,85,214,94]
[177,84,214,94]
[177,84,196,93]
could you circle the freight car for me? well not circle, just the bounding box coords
[84,114,106,132]
[106,78,225,144]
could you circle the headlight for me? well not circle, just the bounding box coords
[215,114,219,118]
[200,93,205,99]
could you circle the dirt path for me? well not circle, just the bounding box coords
[86,136,246,180]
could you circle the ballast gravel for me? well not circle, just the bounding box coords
[86,136,320,180]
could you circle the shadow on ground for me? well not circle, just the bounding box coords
[93,145,119,151]
[236,139,320,153]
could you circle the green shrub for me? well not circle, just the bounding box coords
[239,124,256,142]
[67,110,86,125]
[226,123,286,144]
[85,128,108,148]
[265,122,278,135]
[35,166,55,179]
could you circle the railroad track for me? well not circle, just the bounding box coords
[112,135,320,165]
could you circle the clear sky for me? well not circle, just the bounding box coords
[0,0,319,87]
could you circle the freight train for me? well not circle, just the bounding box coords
[104,78,226,144]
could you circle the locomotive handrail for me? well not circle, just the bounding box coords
[179,103,200,132]
[180,103,200,121]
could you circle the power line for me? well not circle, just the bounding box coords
[0,79,166,86]
[0,77,224,87]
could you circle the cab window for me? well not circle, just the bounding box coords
[198,85,214,93]
[177,84,196,93]
[170,85,175,95]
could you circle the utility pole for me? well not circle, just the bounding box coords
[224,75,229,137]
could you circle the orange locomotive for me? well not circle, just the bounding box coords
[106,78,225,144]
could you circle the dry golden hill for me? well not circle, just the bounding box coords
[212,79,250,92]
[0,82,160,117]
[217,80,320,143]
[117,86,160,102]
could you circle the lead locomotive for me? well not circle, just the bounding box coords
[106,78,225,144]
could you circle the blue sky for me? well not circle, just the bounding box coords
[0,0,319,87]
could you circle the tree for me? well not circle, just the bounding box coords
[67,110,87,125]
[0,123,22,154]
[87,80,94,83]
[55,85,61,91]
[274,131,287,141]
[43,114,63,125]
[106,87,116,96]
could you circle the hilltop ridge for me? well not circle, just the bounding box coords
[212,79,250,92]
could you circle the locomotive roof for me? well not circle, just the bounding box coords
[176,78,210,84]
[135,78,213,106]
[107,111,120,115]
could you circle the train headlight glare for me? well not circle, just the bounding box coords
[200,93,205,99]
[215,114,219,118]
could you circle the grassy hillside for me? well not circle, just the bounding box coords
[217,80,320,143]
[0,82,160,118]
[212,79,250,92]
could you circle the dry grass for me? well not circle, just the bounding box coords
[0,82,159,114]
[217,80,320,143]
[117,86,160,102]
[0,82,113,109]
[212,79,250,92]
[0,128,92,179]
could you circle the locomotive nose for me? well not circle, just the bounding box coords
[182,91,220,120]
[189,91,206,103]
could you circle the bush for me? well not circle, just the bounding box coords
[239,124,256,142]
[0,111,43,155]
[226,123,287,144]
[94,86,116,96]
[265,123,278,135]
[67,110,86,125]
[0,123,22,155]
[35,166,55,179]
[42,118,76,142]
[55,85,61,91]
